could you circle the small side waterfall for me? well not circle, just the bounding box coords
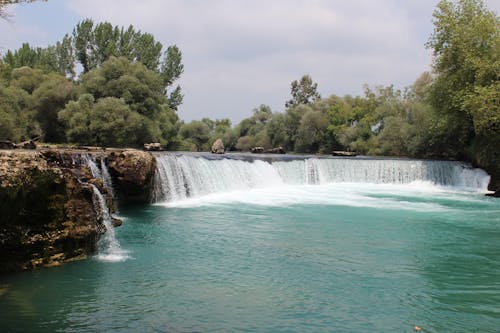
[83,155,127,261]
[89,184,127,262]
[153,154,491,203]
[100,158,116,198]
[83,155,115,198]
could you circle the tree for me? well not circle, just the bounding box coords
[295,110,327,153]
[73,19,159,73]
[285,74,321,108]
[59,57,179,147]
[32,73,74,142]
[427,0,500,161]
[179,120,211,151]
[80,56,165,118]
[0,81,35,141]
[58,95,147,147]
[160,45,184,110]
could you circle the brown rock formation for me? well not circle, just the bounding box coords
[107,149,157,204]
[0,150,103,272]
[0,148,155,273]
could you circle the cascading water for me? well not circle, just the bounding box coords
[153,154,284,202]
[153,153,491,203]
[89,184,128,262]
[83,155,127,261]
[100,158,116,198]
[83,155,115,196]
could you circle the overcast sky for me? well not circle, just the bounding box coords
[1,0,499,123]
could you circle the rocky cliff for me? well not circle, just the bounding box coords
[0,148,156,273]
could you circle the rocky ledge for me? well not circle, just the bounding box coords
[0,148,156,273]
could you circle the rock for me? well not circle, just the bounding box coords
[332,151,358,157]
[211,139,225,154]
[251,146,265,154]
[0,149,115,273]
[0,140,15,150]
[484,165,500,197]
[15,140,36,149]
[143,142,162,151]
[266,146,286,154]
[112,217,123,227]
[107,150,156,204]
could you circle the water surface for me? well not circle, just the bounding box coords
[1,182,499,332]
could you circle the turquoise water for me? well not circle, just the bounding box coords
[1,183,500,332]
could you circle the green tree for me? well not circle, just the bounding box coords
[10,66,44,93]
[285,74,321,108]
[58,95,146,147]
[160,45,184,110]
[179,120,211,151]
[427,0,500,161]
[0,81,35,141]
[59,57,179,147]
[295,110,327,153]
[32,73,74,142]
[79,56,165,118]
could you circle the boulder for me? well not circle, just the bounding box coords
[107,150,156,204]
[251,146,265,154]
[267,146,286,154]
[211,138,225,154]
[143,142,162,151]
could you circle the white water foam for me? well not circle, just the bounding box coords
[157,182,460,212]
[153,154,491,207]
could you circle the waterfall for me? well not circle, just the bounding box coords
[84,155,127,261]
[83,154,115,197]
[100,158,115,198]
[89,184,128,262]
[153,154,491,203]
[84,155,102,179]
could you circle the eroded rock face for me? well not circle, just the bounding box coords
[107,149,156,204]
[0,151,102,272]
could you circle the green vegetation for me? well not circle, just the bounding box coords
[0,19,183,148]
[0,0,498,181]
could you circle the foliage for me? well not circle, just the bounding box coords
[2,18,183,109]
[0,81,35,141]
[58,57,179,147]
[178,120,211,151]
[32,73,74,142]
[59,95,145,147]
[427,0,500,161]
[285,75,321,108]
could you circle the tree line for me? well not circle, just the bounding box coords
[0,0,498,178]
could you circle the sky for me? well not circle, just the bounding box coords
[1,0,499,123]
